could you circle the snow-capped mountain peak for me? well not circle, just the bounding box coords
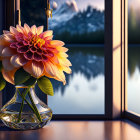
[49,0,78,29]
[66,0,79,12]
[49,4,104,35]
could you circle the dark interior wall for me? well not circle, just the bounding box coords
[0,0,5,34]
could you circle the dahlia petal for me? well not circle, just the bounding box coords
[0,35,11,46]
[16,25,24,33]
[4,34,15,42]
[33,52,42,61]
[10,55,28,67]
[63,66,72,74]
[0,45,5,56]
[41,30,53,38]
[36,48,42,54]
[16,25,26,34]
[54,70,66,85]
[59,58,72,66]
[24,23,31,34]
[44,67,66,85]
[0,36,10,56]
[16,42,23,48]
[23,40,29,46]
[10,26,19,34]
[10,43,17,49]
[44,61,57,77]
[17,46,28,53]
[46,51,54,57]
[2,69,16,84]
[28,32,33,38]
[44,35,53,41]
[58,52,68,58]
[42,55,48,61]
[56,46,68,52]
[31,61,44,77]
[49,40,65,47]
[23,61,44,78]
[15,33,24,42]
[47,47,58,52]
[2,58,15,71]
[50,56,59,64]
[30,47,37,52]
[2,47,16,56]
[44,72,53,78]
[37,26,44,35]
[3,30,10,34]
[24,51,33,60]
[31,25,37,35]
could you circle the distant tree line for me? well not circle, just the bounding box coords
[54,30,104,44]
[20,0,140,44]
[128,7,140,44]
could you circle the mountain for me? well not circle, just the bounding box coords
[49,4,104,35]
[49,1,78,29]
[128,6,140,44]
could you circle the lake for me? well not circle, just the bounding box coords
[48,47,105,114]
[1,46,140,115]
[128,46,140,114]
[48,46,140,114]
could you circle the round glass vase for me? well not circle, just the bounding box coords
[0,85,52,130]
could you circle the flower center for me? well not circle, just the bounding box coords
[31,36,45,48]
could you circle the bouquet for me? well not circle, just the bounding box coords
[0,24,71,90]
[0,24,72,127]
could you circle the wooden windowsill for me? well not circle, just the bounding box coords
[0,120,140,140]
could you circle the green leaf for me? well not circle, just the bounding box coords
[0,73,6,91]
[23,76,37,86]
[37,76,54,96]
[14,68,31,85]
[0,61,2,72]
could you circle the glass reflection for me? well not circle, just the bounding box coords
[48,47,104,114]
[128,0,140,114]
[128,46,140,114]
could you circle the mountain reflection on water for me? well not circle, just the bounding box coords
[48,47,105,114]
[51,47,104,95]
[1,47,105,114]
[1,46,140,114]
[128,46,140,114]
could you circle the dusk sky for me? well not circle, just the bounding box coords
[51,0,140,11]
[51,0,104,11]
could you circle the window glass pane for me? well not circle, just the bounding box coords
[128,0,140,114]
[21,0,105,114]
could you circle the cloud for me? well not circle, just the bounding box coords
[66,0,79,12]
[53,1,58,10]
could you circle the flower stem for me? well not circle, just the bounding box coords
[17,88,30,123]
[28,91,43,122]
[18,90,42,122]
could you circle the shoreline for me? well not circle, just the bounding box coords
[66,44,140,47]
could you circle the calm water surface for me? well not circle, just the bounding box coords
[128,46,140,114]
[2,46,140,115]
[48,47,105,114]
[48,46,140,114]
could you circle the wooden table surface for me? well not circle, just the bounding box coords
[0,120,140,140]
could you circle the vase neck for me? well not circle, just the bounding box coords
[15,86,39,104]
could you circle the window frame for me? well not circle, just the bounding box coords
[1,0,139,123]
[121,0,140,124]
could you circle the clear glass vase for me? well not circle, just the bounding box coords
[0,85,52,130]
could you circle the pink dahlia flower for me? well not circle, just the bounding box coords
[0,24,72,85]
